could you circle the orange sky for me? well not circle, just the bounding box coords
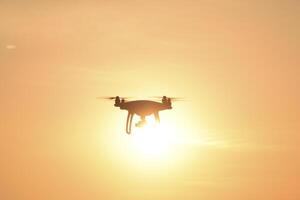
[1,0,299,199]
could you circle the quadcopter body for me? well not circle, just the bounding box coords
[114,96,172,133]
[99,96,177,134]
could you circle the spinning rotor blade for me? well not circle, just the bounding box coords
[149,96,185,101]
[96,96,115,100]
[149,96,165,98]
[96,96,131,100]
[170,97,184,101]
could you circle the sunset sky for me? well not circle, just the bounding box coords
[1,0,299,199]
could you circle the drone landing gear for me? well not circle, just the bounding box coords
[126,112,134,134]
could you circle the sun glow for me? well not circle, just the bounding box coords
[131,117,176,158]
[111,111,194,169]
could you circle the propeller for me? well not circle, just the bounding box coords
[170,97,185,101]
[149,96,185,101]
[96,96,131,100]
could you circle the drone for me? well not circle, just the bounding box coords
[98,96,182,134]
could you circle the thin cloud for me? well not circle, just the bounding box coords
[5,45,16,50]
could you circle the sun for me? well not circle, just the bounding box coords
[110,113,189,169]
[131,117,175,158]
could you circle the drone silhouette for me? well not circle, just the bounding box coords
[98,96,182,134]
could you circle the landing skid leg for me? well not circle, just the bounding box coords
[129,113,133,134]
[126,112,134,134]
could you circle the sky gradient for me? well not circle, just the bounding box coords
[1,0,299,199]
